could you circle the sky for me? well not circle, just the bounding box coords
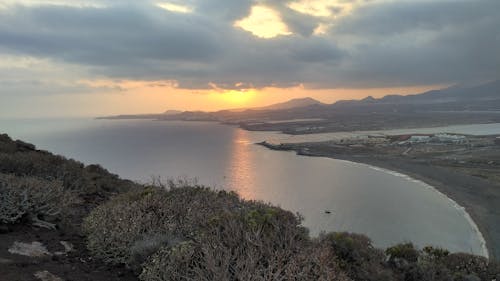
[0,0,499,117]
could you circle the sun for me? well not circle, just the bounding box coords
[221,89,256,105]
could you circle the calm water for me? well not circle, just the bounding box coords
[0,118,490,256]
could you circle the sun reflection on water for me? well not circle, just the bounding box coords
[226,128,258,199]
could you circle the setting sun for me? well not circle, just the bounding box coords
[219,89,257,106]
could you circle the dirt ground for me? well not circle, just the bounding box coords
[0,222,138,281]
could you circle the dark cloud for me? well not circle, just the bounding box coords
[0,5,223,64]
[0,0,498,90]
[0,78,116,96]
[334,0,499,36]
[329,0,500,87]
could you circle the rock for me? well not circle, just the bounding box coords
[8,241,51,257]
[34,270,64,281]
[54,241,74,256]
[60,241,74,253]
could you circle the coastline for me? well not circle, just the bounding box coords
[315,155,497,259]
[258,142,498,259]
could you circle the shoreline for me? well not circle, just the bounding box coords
[316,155,496,259]
[344,159,489,259]
[258,142,497,259]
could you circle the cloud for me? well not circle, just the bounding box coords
[234,5,292,39]
[156,2,193,13]
[0,0,498,93]
[329,0,500,86]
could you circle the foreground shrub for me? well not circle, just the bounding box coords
[386,245,500,281]
[141,206,319,281]
[386,243,420,264]
[84,186,350,280]
[319,232,395,281]
[83,186,244,267]
[440,253,490,280]
[0,173,77,227]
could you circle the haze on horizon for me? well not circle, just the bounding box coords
[0,0,498,118]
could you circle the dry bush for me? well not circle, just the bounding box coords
[83,186,244,266]
[84,185,350,281]
[0,173,77,227]
[140,205,316,281]
[386,245,500,281]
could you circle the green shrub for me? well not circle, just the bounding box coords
[319,232,395,281]
[0,173,77,226]
[386,243,420,263]
[421,246,450,262]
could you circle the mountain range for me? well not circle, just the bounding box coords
[100,80,500,132]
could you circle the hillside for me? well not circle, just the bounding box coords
[0,134,140,281]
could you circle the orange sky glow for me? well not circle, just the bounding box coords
[38,80,446,117]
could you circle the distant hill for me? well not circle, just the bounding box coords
[336,79,500,107]
[256,97,324,111]
[164,110,183,115]
[99,97,325,120]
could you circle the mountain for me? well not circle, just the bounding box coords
[331,79,500,111]
[164,110,183,115]
[99,80,499,122]
[365,79,500,105]
[256,97,324,111]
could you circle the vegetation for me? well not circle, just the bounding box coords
[0,134,137,197]
[83,183,500,281]
[0,173,77,228]
[84,184,350,280]
[319,232,394,280]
